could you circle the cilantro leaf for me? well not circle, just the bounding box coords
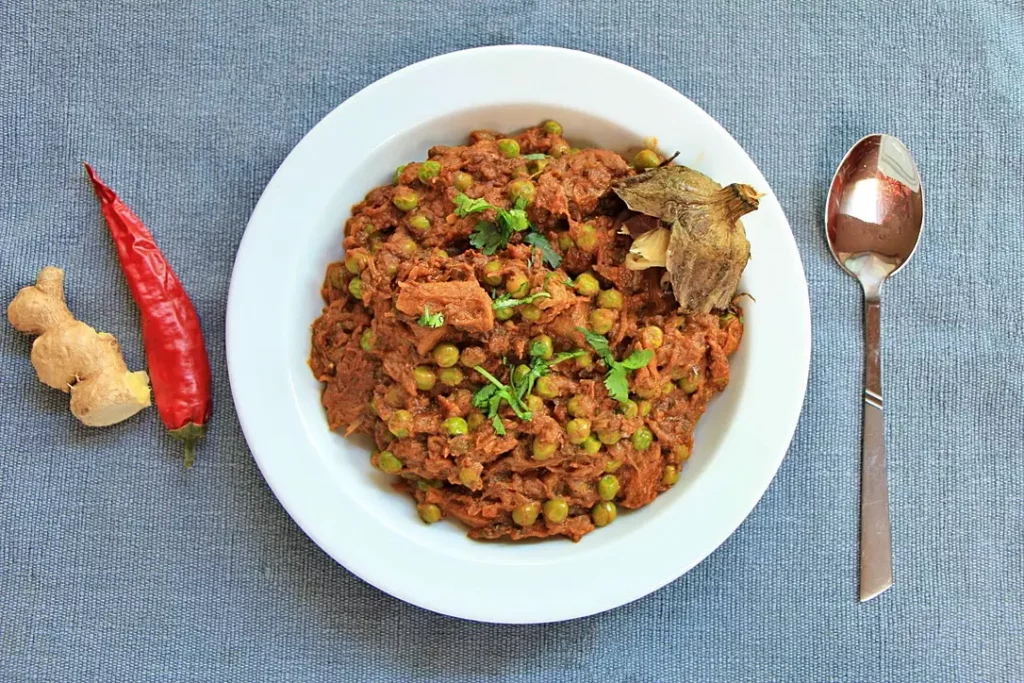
[491,290,551,311]
[497,207,530,233]
[453,193,494,217]
[417,306,445,328]
[619,349,654,370]
[491,415,506,435]
[604,367,630,403]
[469,221,508,255]
[576,327,613,362]
[575,328,652,402]
[522,153,548,160]
[524,232,562,269]
[472,384,498,410]
[549,349,586,365]
[473,365,532,423]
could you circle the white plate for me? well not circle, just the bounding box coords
[226,46,810,624]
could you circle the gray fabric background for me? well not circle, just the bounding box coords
[1,1,1021,681]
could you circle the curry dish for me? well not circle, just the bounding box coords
[309,121,755,541]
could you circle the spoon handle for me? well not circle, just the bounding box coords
[860,296,893,601]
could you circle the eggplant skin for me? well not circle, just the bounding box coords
[613,166,759,313]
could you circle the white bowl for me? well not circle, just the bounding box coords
[226,46,810,624]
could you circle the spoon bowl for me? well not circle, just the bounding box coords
[825,133,923,602]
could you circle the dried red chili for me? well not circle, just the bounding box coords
[84,164,212,467]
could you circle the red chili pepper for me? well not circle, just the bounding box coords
[84,163,212,467]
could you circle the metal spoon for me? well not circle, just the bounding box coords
[825,134,924,602]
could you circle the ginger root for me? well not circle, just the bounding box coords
[7,267,151,427]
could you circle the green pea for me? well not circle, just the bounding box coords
[526,394,545,415]
[505,273,530,298]
[467,411,485,430]
[368,398,378,416]
[345,251,368,274]
[569,147,581,155]
[566,418,592,445]
[598,429,622,446]
[542,119,563,136]
[395,237,418,257]
[632,426,653,451]
[497,138,520,158]
[591,501,617,527]
[575,223,598,252]
[393,164,407,184]
[360,328,376,352]
[513,364,531,385]
[459,347,486,368]
[550,142,570,158]
[532,438,557,461]
[557,233,575,251]
[619,399,638,418]
[574,272,600,297]
[494,307,514,321]
[662,383,675,396]
[418,160,441,182]
[348,277,364,299]
[527,158,548,174]
[679,367,702,394]
[508,179,536,205]
[454,171,473,191]
[604,459,622,473]
[432,343,460,368]
[413,366,437,391]
[662,465,680,486]
[633,383,660,399]
[566,396,588,418]
[417,478,442,491]
[589,308,616,335]
[512,501,540,526]
[529,334,553,360]
[375,450,403,474]
[581,435,602,454]
[519,304,541,321]
[597,474,620,501]
[409,214,431,234]
[438,367,464,387]
[672,443,691,463]
[417,503,442,524]
[392,187,418,211]
[575,353,593,370]
[329,269,346,290]
[459,466,481,488]
[638,400,652,417]
[443,416,468,436]
[640,325,663,349]
[388,409,413,438]
[634,149,661,169]
[597,289,624,310]
[534,375,559,399]
[543,497,569,523]
[483,260,504,286]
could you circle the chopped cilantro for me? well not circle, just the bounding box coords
[522,153,548,160]
[417,305,444,328]
[491,290,551,311]
[453,194,493,217]
[523,232,562,268]
[577,327,654,402]
[469,221,507,255]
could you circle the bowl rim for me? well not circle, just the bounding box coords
[226,44,811,623]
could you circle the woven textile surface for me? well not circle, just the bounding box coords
[1,1,1021,680]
